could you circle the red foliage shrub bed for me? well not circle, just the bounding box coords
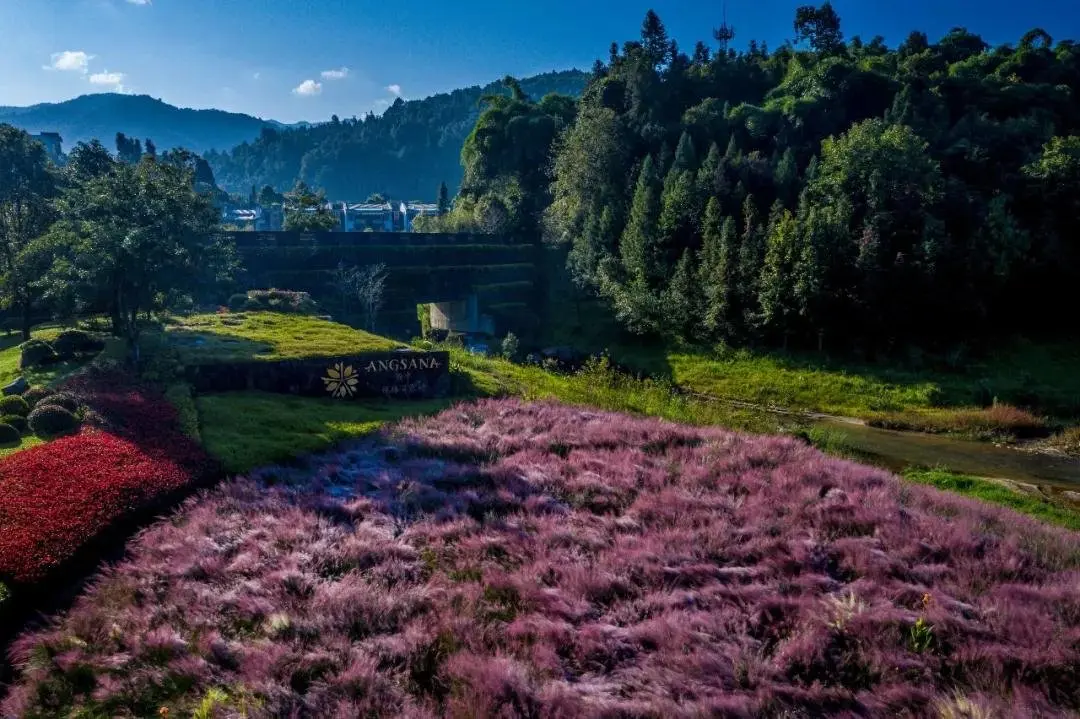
[5,400,1080,717]
[0,368,214,585]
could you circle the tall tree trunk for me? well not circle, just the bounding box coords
[20,300,31,342]
[112,282,124,337]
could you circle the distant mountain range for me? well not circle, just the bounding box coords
[206,69,590,201]
[0,68,590,200]
[0,93,303,155]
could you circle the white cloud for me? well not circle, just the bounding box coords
[89,70,126,91]
[321,67,349,80]
[45,50,94,73]
[293,79,322,96]
[125,0,151,5]
[387,84,402,97]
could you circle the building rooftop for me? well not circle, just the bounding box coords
[348,203,393,213]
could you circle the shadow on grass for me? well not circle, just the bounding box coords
[145,327,272,366]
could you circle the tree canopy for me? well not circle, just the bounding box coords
[495,6,1080,351]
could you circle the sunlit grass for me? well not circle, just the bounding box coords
[445,347,787,436]
[165,311,403,365]
[0,325,89,389]
[196,392,453,473]
[596,340,1080,441]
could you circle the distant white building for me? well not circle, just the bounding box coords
[343,202,395,232]
[403,202,439,232]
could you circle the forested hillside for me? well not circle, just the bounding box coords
[205,70,588,201]
[456,6,1080,353]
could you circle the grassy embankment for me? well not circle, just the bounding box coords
[167,312,1080,531]
[593,340,1080,444]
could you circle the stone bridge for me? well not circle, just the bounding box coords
[226,231,541,339]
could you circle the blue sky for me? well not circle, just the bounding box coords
[1,0,1077,123]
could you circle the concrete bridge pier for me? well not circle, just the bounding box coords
[428,293,495,337]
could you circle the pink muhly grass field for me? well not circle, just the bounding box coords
[5,399,1080,717]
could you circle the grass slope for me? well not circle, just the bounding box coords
[602,340,1080,441]
[164,312,402,365]
[6,401,1079,717]
[197,392,452,474]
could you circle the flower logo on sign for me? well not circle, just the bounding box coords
[323,362,358,398]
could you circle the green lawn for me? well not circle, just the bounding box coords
[0,326,91,389]
[164,311,403,365]
[447,347,787,436]
[196,392,454,474]
[591,340,1080,442]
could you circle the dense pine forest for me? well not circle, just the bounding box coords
[204,70,588,202]
[437,5,1080,354]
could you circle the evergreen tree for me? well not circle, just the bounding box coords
[620,155,663,285]
[758,207,801,340]
[774,148,797,205]
[657,164,699,271]
[699,197,738,336]
[736,195,766,331]
[437,181,450,216]
[664,249,700,339]
[697,142,722,199]
[641,10,671,67]
[673,131,697,172]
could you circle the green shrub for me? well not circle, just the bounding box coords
[28,404,80,437]
[0,423,21,445]
[165,383,201,441]
[52,329,106,359]
[501,332,520,362]
[242,289,318,315]
[22,385,55,409]
[38,391,81,413]
[0,395,30,417]
[0,414,28,434]
[228,293,249,311]
[0,581,9,609]
[19,339,58,368]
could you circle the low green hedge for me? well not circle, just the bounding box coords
[1,414,28,434]
[0,423,21,444]
[28,405,80,437]
[0,396,30,417]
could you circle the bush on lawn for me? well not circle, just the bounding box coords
[227,293,249,312]
[19,340,57,369]
[1,415,28,434]
[242,289,318,315]
[0,396,30,417]
[37,391,81,413]
[0,423,21,445]
[27,405,79,437]
[52,329,106,360]
[21,386,54,409]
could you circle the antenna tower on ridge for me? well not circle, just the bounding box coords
[713,0,736,53]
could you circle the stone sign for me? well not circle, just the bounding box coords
[185,350,450,400]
